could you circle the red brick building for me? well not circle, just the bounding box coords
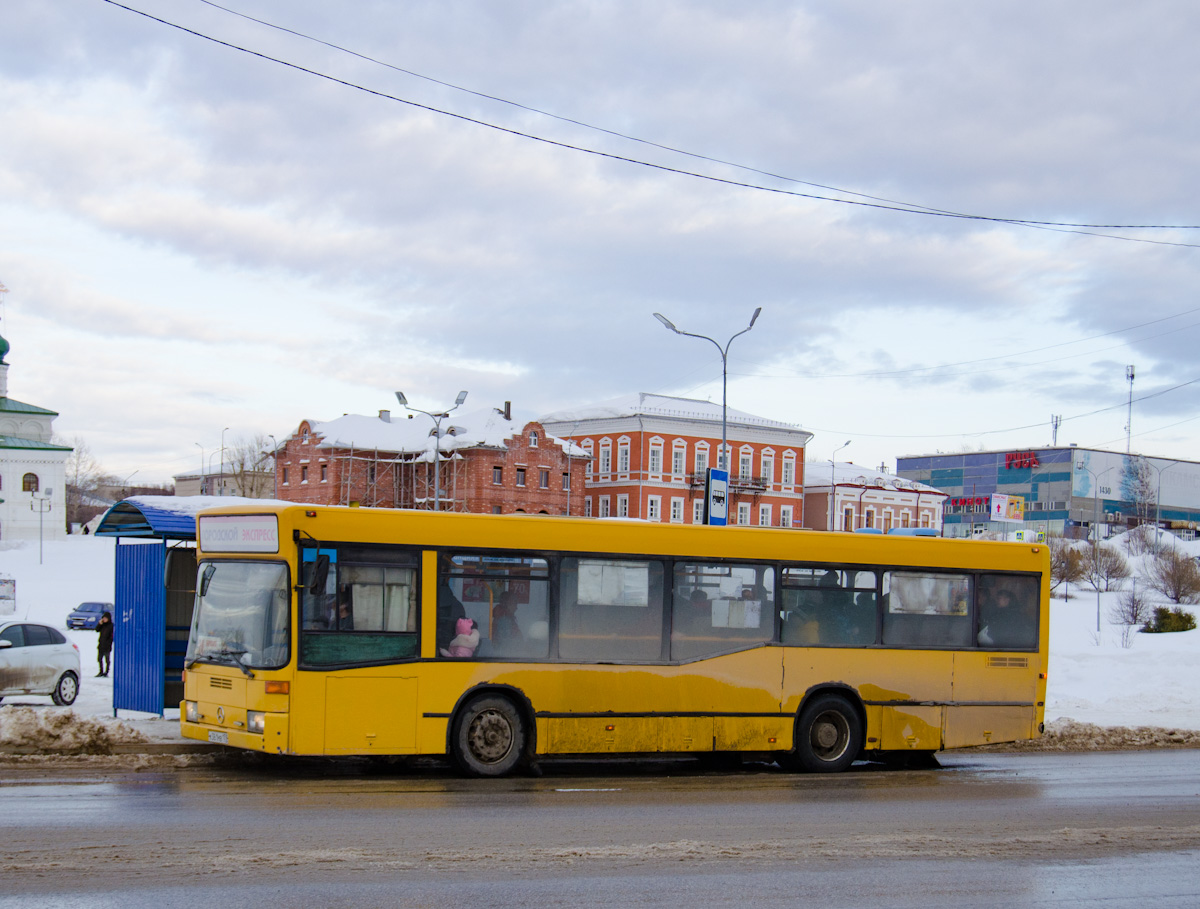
[273,405,589,515]
[540,393,813,527]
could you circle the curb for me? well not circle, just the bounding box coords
[0,742,224,756]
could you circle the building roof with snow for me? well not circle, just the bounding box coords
[806,461,946,494]
[540,392,803,433]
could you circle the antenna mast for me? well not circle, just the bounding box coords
[1124,365,1135,453]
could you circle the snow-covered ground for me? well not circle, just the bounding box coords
[2,531,1199,748]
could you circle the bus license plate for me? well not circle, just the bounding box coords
[208,730,229,744]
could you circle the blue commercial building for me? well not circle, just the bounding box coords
[896,447,1200,540]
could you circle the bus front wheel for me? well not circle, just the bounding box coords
[787,694,862,773]
[452,695,527,777]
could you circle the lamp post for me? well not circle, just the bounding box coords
[829,440,850,532]
[195,443,204,493]
[219,426,230,496]
[1075,461,1115,636]
[207,450,222,496]
[1148,460,1181,548]
[653,308,761,472]
[396,390,468,511]
[31,488,52,565]
[268,434,278,499]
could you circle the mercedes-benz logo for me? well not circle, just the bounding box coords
[217,707,225,724]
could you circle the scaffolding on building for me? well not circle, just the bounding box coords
[330,446,469,511]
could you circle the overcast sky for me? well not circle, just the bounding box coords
[3,0,1198,484]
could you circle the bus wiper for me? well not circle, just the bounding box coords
[208,648,256,678]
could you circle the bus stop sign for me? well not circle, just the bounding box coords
[705,468,729,526]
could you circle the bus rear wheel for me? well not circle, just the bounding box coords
[786,693,862,773]
[452,695,527,777]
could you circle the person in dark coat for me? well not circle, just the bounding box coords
[96,612,114,677]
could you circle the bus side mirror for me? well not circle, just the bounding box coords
[307,555,330,594]
[199,563,216,598]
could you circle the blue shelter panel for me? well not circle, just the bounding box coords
[114,540,166,715]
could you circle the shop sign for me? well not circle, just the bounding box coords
[1005,451,1040,469]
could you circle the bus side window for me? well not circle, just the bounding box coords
[559,558,664,662]
[881,571,972,648]
[977,574,1039,650]
[671,563,773,660]
[781,567,877,647]
[442,554,551,661]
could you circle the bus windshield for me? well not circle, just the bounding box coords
[185,561,290,671]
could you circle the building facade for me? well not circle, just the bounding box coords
[896,446,1200,540]
[803,462,946,533]
[273,404,589,515]
[540,393,813,527]
[0,334,71,542]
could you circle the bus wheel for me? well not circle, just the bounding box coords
[452,695,527,777]
[788,694,862,773]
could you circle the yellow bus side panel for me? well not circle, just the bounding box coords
[943,706,1036,749]
[880,705,944,751]
[323,676,418,754]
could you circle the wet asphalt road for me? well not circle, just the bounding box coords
[3,750,1200,908]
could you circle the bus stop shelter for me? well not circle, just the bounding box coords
[93,496,280,715]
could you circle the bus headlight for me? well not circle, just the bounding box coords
[247,711,266,735]
[185,701,200,723]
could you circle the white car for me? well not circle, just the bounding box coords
[0,620,81,706]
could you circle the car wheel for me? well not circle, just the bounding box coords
[451,695,527,777]
[51,671,79,706]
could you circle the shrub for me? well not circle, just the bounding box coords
[1142,606,1198,634]
[1085,545,1131,592]
[1146,548,1200,604]
[1110,584,1153,647]
[1048,534,1085,595]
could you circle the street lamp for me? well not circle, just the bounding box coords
[1147,460,1182,548]
[653,308,761,472]
[207,450,222,496]
[268,434,278,499]
[195,442,204,493]
[829,441,850,532]
[31,488,52,565]
[1075,461,1115,636]
[396,390,468,511]
[219,426,230,496]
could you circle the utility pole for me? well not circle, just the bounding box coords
[1051,414,1061,446]
[1125,365,1135,453]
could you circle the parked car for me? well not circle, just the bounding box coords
[66,601,112,630]
[0,621,81,705]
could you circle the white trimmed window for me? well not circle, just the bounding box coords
[694,445,708,475]
[761,455,774,485]
[782,456,796,486]
[693,499,705,524]
[759,505,772,527]
[599,441,612,475]
[780,505,793,528]
[599,496,611,518]
[672,443,686,477]
[649,444,663,475]
[670,498,684,523]
[737,503,751,525]
[617,494,629,518]
[648,496,661,521]
[585,497,593,517]
[617,441,630,473]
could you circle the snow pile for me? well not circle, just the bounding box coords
[0,706,147,754]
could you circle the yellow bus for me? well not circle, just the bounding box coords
[181,505,1049,775]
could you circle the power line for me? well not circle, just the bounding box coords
[101,0,1200,245]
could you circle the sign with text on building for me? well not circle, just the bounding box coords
[990,494,1025,523]
[705,468,729,526]
[198,514,280,553]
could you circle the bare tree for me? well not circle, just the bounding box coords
[1084,545,1132,592]
[59,435,111,527]
[1048,534,1085,596]
[1121,456,1157,552]
[1146,548,1200,605]
[1109,581,1152,648]
[225,433,275,498]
